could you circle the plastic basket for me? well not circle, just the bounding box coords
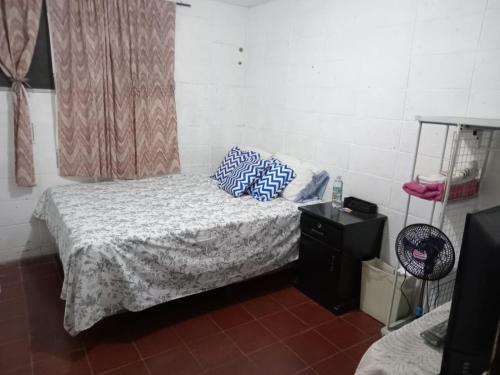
[448,179,480,202]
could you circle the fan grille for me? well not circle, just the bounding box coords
[396,224,455,281]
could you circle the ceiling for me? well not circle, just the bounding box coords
[213,0,272,7]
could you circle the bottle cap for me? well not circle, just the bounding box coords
[415,306,423,317]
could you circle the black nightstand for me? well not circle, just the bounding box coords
[296,202,386,314]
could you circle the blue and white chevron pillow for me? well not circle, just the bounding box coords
[211,147,258,183]
[220,157,271,197]
[250,160,296,202]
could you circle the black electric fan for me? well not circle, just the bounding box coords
[395,224,455,317]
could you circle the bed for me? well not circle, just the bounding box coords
[356,302,451,374]
[34,174,301,335]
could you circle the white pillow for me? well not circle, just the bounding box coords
[273,152,315,201]
[240,145,273,160]
[302,161,323,175]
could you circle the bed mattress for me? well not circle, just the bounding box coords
[34,174,301,335]
[356,302,451,374]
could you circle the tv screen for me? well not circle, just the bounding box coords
[441,206,500,375]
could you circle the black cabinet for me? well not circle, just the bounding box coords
[296,203,386,314]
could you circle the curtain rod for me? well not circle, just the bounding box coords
[176,2,191,7]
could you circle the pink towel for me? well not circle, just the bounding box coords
[402,181,444,201]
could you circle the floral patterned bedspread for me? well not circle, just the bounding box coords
[34,174,301,335]
[356,302,451,375]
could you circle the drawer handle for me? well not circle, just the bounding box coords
[311,228,325,237]
[329,255,336,272]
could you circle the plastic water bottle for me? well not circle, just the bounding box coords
[332,176,343,207]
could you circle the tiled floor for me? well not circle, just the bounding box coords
[0,255,382,375]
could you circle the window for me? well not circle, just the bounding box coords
[0,1,54,90]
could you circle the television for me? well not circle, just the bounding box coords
[440,205,500,375]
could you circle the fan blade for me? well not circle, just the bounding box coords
[402,236,420,250]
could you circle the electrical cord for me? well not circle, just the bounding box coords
[399,270,412,313]
[433,279,441,308]
[426,281,430,313]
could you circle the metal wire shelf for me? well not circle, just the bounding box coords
[386,116,499,326]
[416,120,495,310]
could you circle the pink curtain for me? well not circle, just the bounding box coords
[47,0,180,179]
[0,0,43,187]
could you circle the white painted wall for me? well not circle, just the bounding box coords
[242,0,500,265]
[175,0,247,174]
[0,91,81,262]
[0,0,248,262]
[1,0,500,265]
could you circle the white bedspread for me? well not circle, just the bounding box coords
[34,174,301,335]
[356,303,451,375]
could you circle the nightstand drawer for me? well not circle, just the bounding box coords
[301,214,342,248]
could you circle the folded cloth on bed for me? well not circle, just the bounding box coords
[295,170,330,203]
[403,181,444,201]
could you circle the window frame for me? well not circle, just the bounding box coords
[0,0,54,90]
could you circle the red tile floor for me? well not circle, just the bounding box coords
[0,255,382,375]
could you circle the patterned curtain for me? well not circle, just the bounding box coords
[47,0,180,179]
[0,0,43,187]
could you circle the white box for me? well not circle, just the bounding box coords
[360,258,416,325]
